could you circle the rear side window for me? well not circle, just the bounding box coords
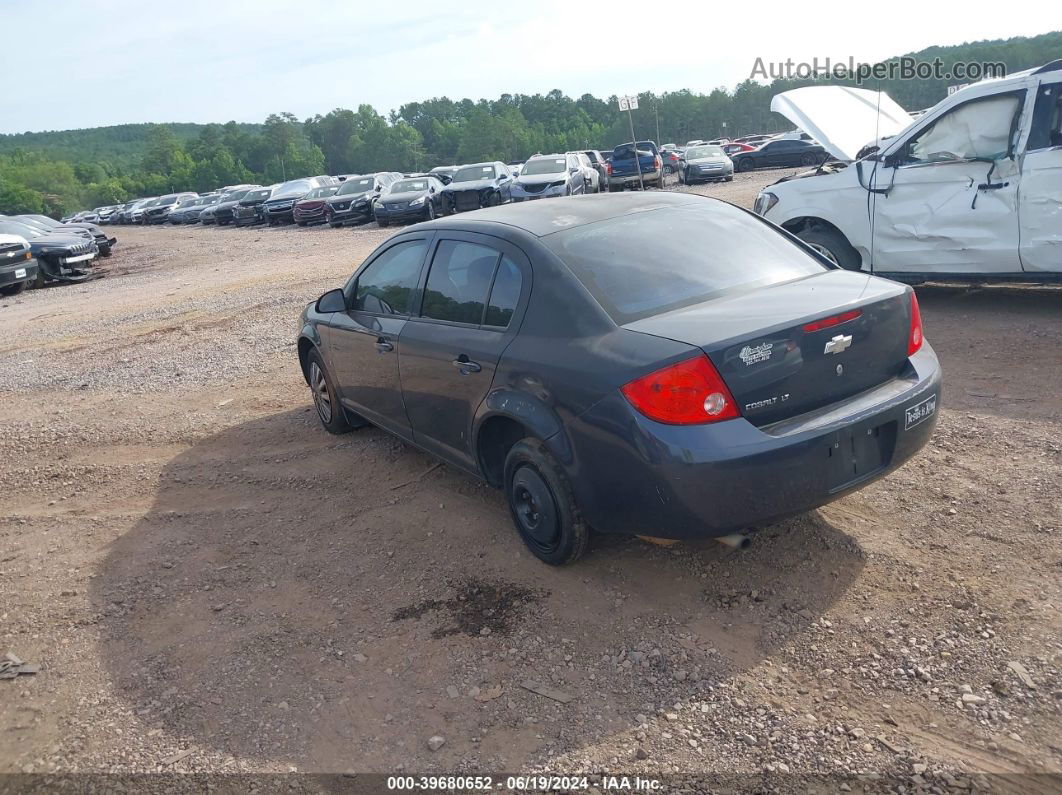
[485,256,522,329]
[543,200,827,324]
[353,240,426,315]
[421,240,501,324]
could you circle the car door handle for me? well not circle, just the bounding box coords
[452,357,481,374]
[375,338,394,353]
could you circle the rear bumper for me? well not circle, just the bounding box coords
[608,168,661,188]
[563,345,942,539]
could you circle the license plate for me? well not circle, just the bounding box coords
[904,395,937,430]
[14,268,26,278]
[64,253,94,264]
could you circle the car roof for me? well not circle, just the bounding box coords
[423,192,707,238]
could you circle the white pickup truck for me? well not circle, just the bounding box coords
[755,60,1062,282]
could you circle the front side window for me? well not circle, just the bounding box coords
[421,240,501,324]
[1028,82,1062,150]
[352,240,427,315]
[906,94,1022,164]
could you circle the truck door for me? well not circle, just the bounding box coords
[1019,80,1062,273]
[870,91,1026,276]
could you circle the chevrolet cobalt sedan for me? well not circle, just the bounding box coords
[297,193,940,564]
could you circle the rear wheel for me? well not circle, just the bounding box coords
[503,438,589,565]
[796,227,862,271]
[736,157,754,172]
[800,153,817,166]
[376,218,389,227]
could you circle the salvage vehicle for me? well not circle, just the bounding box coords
[373,176,447,226]
[756,61,1062,281]
[441,162,514,213]
[731,139,830,172]
[679,144,734,183]
[12,214,116,257]
[263,177,337,226]
[143,193,198,224]
[166,195,213,224]
[114,198,151,225]
[206,186,262,226]
[723,142,757,156]
[581,150,609,190]
[511,155,586,202]
[0,234,38,296]
[428,166,457,185]
[232,186,275,226]
[294,185,340,226]
[296,192,939,564]
[130,198,160,224]
[607,141,665,190]
[324,173,402,226]
[569,152,601,193]
[0,219,97,286]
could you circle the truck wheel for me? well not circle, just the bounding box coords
[797,228,862,271]
[504,438,589,566]
[0,281,27,296]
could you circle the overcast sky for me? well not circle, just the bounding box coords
[1,1,1056,134]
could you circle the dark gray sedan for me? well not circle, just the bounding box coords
[297,193,940,564]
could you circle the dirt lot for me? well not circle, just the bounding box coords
[1,171,1060,790]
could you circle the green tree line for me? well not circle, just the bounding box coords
[1,31,1058,216]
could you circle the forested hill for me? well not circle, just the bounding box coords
[1,30,1058,216]
[0,123,264,169]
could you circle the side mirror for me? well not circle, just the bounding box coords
[316,288,347,313]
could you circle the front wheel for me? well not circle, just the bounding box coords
[800,153,817,166]
[0,281,27,296]
[796,227,862,271]
[425,200,436,220]
[306,348,362,434]
[376,218,389,227]
[504,438,589,565]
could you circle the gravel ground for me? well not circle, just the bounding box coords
[1,172,1059,791]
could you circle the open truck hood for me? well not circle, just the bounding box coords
[770,86,913,162]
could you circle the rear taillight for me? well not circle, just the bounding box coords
[908,291,923,356]
[606,162,612,175]
[621,355,739,425]
[654,155,662,169]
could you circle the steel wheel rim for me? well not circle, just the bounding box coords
[310,362,332,422]
[511,466,559,552]
[807,242,839,265]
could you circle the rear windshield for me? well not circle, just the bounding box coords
[543,200,828,324]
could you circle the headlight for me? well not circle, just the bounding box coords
[753,191,778,216]
[409,196,426,206]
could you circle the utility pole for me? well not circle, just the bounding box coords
[655,99,660,145]
[619,94,644,191]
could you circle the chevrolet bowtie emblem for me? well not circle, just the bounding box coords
[824,334,853,355]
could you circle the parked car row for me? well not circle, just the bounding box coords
[0,212,114,294]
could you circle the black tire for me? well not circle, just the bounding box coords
[725,175,734,182]
[736,157,754,173]
[329,222,341,228]
[305,348,360,434]
[376,218,389,227]
[796,227,862,271]
[488,192,501,207]
[503,438,589,565]
[0,281,27,296]
[297,221,307,227]
[33,270,46,289]
[800,153,817,166]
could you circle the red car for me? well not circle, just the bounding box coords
[723,143,758,156]
[293,185,340,226]
[661,150,683,175]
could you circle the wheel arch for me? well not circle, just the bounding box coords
[473,389,571,488]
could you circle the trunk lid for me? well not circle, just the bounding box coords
[624,270,911,426]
